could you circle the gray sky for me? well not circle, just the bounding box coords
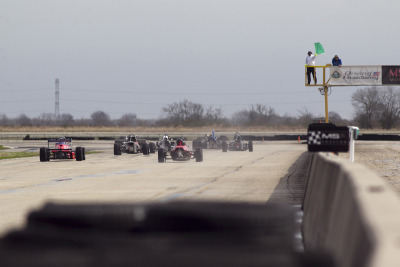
[0,0,398,120]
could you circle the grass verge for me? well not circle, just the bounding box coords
[86,151,102,155]
[0,151,38,160]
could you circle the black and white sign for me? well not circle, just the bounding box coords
[307,123,350,152]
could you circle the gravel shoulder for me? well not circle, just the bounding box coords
[339,141,400,194]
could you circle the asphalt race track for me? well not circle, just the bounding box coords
[0,140,310,236]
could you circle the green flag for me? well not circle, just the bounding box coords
[314,42,325,55]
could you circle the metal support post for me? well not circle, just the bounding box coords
[348,126,359,163]
[324,86,329,123]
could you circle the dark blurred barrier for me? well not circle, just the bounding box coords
[242,135,308,141]
[23,135,95,141]
[0,201,334,267]
[21,133,400,141]
[244,134,400,141]
[98,136,117,140]
[357,134,400,140]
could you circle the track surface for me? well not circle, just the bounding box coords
[0,140,309,236]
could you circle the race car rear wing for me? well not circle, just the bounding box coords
[47,138,72,143]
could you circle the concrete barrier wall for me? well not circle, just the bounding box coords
[303,152,400,267]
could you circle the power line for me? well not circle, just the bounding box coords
[60,98,351,106]
[0,87,311,96]
[0,99,52,104]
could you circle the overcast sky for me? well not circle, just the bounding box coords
[0,0,398,120]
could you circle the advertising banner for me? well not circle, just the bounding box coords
[382,66,400,85]
[329,66,382,86]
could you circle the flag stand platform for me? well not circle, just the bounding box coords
[304,64,398,123]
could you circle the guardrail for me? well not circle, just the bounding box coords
[303,152,400,267]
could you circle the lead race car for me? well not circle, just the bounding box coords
[39,137,85,162]
[157,136,203,163]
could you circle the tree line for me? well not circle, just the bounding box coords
[0,98,351,128]
[2,86,400,129]
[352,86,400,129]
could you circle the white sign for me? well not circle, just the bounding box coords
[329,66,382,86]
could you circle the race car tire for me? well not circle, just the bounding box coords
[46,148,50,161]
[192,139,201,150]
[82,147,86,160]
[195,148,203,162]
[40,147,47,162]
[149,142,156,153]
[158,148,166,163]
[248,140,253,152]
[142,143,149,155]
[76,147,83,161]
[222,141,228,152]
[114,143,121,155]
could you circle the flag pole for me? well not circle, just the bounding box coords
[315,42,328,122]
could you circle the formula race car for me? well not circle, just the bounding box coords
[192,133,229,150]
[222,132,253,152]
[156,134,176,152]
[114,134,156,155]
[39,137,85,162]
[158,137,203,163]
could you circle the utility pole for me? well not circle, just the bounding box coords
[55,78,59,118]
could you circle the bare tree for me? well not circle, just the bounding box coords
[204,106,224,125]
[32,113,56,126]
[378,87,400,129]
[281,113,298,126]
[74,118,92,126]
[351,87,381,128]
[162,99,205,126]
[0,114,11,126]
[231,104,278,126]
[297,107,315,127]
[231,110,250,126]
[16,114,32,126]
[58,113,74,127]
[328,111,350,125]
[117,113,137,127]
[250,104,278,125]
[90,111,112,127]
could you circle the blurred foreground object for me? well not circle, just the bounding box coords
[0,201,334,267]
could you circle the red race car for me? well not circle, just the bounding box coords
[158,137,203,163]
[39,137,85,162]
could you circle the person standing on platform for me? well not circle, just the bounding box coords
[306,51,317,85]
[332,55,342,66]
